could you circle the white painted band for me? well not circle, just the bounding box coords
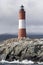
[19,19,26,29]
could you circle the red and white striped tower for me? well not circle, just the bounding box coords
[18,5,26,38]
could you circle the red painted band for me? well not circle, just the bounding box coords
[18,29,26,38]
[19,10,25,19]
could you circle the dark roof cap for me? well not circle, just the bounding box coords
[21,5,24,9]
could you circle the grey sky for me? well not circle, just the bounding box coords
[0,0,43,34]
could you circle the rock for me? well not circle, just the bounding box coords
[39,56,43,62]
[0,38,43,62]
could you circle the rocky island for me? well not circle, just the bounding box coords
[0,37,43,62]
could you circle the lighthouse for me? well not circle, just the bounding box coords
[18,5,26,38]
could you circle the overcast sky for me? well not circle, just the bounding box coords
[0,0,43,34]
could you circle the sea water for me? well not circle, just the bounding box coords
[0,59,43,65]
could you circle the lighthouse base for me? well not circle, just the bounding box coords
[18,29,26,39]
